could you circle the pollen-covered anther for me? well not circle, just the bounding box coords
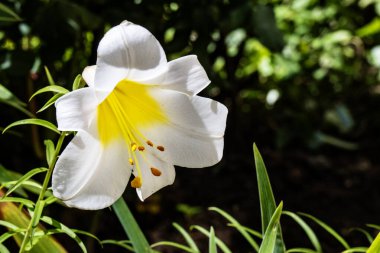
[138,146,145,151]
[131,143,137,151]
[147,140,153,147]
[157,145,165,152]
[131,176,142,188]
[129,158,134,165]
[150,167,162,176]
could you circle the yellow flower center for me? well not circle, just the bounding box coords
[97,80,167,187]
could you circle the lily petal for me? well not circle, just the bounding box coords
[52,130,131,210]
[95,21,167,99]
[133,152,175,201]
[140,88,227,167]
[82,65,96,87]
[55,87,98,132]
[161,55,210,96]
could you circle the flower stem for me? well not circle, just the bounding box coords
[19,132,66,253]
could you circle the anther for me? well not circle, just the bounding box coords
[131,143,137,151]
[150,167,162,176]
[157,146,165,152]
[131,177,142,188]
[147,140,153,147]
[129,158,134,165]
[138,146,145,151]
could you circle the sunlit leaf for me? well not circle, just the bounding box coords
[151,241,196,253]
[3,118,60,134]
[44,66,56,86]
[227,223,262,239]
[37,93,63,113]
[29,85,69,101]
[342,247,368,253]
[286,248,318,253]
[72,74,85,90]
[368,233,380,253]
[44,140,55,167]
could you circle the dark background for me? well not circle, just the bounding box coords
[1,0,380,252]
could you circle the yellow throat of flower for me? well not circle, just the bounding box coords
[97,80,168,188]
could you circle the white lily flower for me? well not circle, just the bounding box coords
[52,21,228,210]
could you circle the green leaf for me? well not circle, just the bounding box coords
[227,223,262,239]
[341,247,368,253]
[3,119,60,134]
[172,222,200,252]
[368,233,380,253]
[286,248,318,253]
[72,74,85,90]
[37,93,63,113]
[283,211,321,253]
[349,228,373,243]
[299,213,350,250]
[0,84,34,118]
[209,207,259,251]
[367,224,380,230]
[44,140,55,167]
[31,200,45,228]
[39,215,86,253]
[44,66,56,86]
[190,225,232,253]
[253,143,286,253]
[259,202,283,253]
[29,85,69,101]
[0,2,22,22]
[4,167,47,198]
[151,241,196,253]
[0,243,10,253]
[112,197,152,252]
[209,227,217,253]
[0,197,34,208]
[102,240,134,251]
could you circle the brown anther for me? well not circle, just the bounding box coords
[157,146,165,152]
[147,140,154,147]
[129,158,134,165]
[138,146,145,151]
[131,177,142,188]
[150,167,162,176]
[131,143,137,151]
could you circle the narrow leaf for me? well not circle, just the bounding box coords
[172,222,200,252]
[112,197,152,252]
[4,167,47,197]
[286,248,318,253]
[0,2,22,22]
[209,207,259,251]
[3,119,60,134]
[44,67,56,86]
[227,223,262,239]
[209,227,218,253]
[190,225,232,253]
[44,140,55,167]
[0,197,34,208]
[299,213,350,250]
[72,74,85,90]
[37,93,63,113]
[259,202,283,253]
[253,144,286,253]
[151,241,196,253]
[102,239,134,251]
[342,247,368,253]
[29,85,69,101]
[368,233,380,253]
[283,211,321,253]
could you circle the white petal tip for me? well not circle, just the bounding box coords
[136,188,144,201]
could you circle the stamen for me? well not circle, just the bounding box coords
[138,146,145,151]
[131,143,137,151]
[129,158,134,165]
[150,167,162,176]
[157,145,165,152]
[131,177,142,188]
[147,140,153,147]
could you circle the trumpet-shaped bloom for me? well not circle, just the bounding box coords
[52,21,228,210]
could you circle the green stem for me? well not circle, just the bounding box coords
[112,197,153,253]
[19,132,66,253]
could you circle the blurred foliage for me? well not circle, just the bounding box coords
[2,0,380,157]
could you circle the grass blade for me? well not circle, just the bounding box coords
[151,241,195,253]
[299,213,350,250]
[209,207,259,251]
[209,227,217,253]
[254,144,286,253]
[2,119,60,134]
[259,202,283,253]
[4,167,47,197]
[191,225,232,253]
[172,222,200,252]
[283,211,321,253]
[368,233,380,253]
[112,197,152,252]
